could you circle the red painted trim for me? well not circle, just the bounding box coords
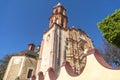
[38,72,44,80]
[48,67,57,80]
[31,75,36,80]
[87,49,120,70]
[63,61,78,77]
[34,48,120,80]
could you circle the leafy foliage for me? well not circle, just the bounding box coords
[0,54,11,80]
[98,9,120,48]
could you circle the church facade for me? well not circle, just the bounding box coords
[3,3,94,80]
[4,3,120,80]
[35,3,94,78]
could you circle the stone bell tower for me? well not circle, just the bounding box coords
[36,3,68,76]
[49,3,68,28]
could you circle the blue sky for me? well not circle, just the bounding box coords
[0,0,120,59]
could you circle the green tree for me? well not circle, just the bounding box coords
[98,9,120,48]
[0,54,11,80]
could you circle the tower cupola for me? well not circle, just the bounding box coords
[49,3,68,28]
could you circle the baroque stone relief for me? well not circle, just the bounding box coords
[65,29,87,75]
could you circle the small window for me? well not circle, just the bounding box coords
[56,19,59,24]
[27,69,33,78]
[63,10,66,15]
[47,34,50,41]
[55,10,58,14]
[80,34,82,37]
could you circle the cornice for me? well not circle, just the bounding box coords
[44,23,68,34]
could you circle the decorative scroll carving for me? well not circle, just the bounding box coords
[65,29,87,75]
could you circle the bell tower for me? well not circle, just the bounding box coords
[35,3,68,77]
[49,3,68,28]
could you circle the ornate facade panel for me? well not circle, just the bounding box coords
[65,29,93,75]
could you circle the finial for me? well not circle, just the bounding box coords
[57,2,61,6]
[54,2,62,8]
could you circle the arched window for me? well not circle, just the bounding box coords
[56,19,59,24]
[61,20,63,26]
[58,8,61,13]
[63,10,66,15]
